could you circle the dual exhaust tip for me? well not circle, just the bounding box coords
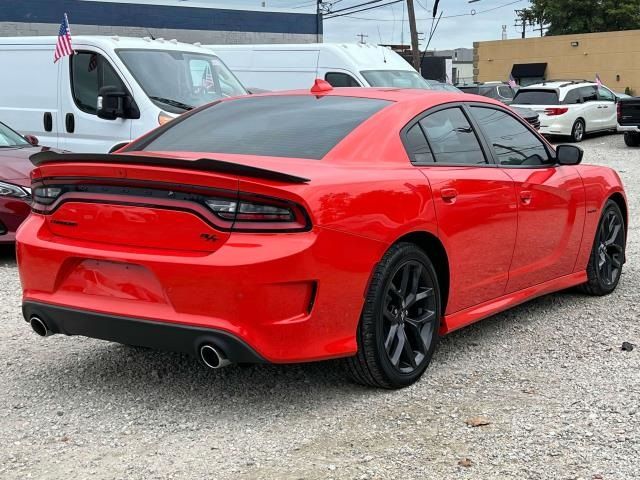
[29,316,232,370]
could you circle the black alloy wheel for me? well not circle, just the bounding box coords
[382,260,438,374]
[596,208,625,287]
[344,243,441,389]
[580,200,626,296]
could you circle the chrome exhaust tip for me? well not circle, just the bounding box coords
[30,316,51,337]
[199,344,231,369]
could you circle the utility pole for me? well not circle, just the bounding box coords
[514,9,527,39]
[316,0,322,42]
[406,0,421,72]
[357,33,368,44]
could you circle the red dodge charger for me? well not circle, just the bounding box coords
[17,84,627,388]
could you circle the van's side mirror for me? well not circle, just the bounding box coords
[556,144,584,165]
[97,86,140,120]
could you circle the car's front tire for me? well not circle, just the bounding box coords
[623,132,640,147]
[580,200,626,296]
[344,243,441,389]
[570,119,585,142]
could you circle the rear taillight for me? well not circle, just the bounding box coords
[544,107,569,116]
[205,195,307,231]
[32,184,310,232]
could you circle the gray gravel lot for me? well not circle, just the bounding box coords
[1,133,638,480]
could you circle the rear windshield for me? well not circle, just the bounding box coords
[138,95,391,159]
[512,89,559,105]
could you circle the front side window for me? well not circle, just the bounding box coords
[419,108,486,165]
[71,52,127,114]
[325,72,360,87]
[361,70,431,89]
[471,106,551,166]
[0,122,28,147]
[598,87,615,102]
[117,49,247,113]
[579,86,598,103]
[136,95,391,160]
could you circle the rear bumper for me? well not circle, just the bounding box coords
[17,214,386,363]
[617,125,640,133]
[23,301,266,363]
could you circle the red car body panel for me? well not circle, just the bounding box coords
[16,89,628,363]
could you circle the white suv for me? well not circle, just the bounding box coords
[511,81,618,142]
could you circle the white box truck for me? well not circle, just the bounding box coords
[206,43,431,91]
[0,36,246,153]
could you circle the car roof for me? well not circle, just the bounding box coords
[519,81,597,90]
[249,86,491,106]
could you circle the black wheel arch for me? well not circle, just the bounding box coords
[608,192,628,240]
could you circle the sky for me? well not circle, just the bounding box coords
[129,0,534,50]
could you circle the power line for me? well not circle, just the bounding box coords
[325,0,524,20]
[325,0,404,19]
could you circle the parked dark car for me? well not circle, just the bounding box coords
[0,121,55,242]
[617,97,640,147]
[459,83,516,105]
[511,106,541,130]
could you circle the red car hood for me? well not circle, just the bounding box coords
[0,146,60,186]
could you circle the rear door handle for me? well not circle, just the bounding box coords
[520,190,532,205]
[441,188,458,203]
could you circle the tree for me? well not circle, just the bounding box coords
[526,0,640,35]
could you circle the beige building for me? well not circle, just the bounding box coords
[474,29,640,95]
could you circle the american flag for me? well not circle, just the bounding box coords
[201,65,214,89]
[595,73,602,88]
[508,74,517,89]
[54,14,73,63]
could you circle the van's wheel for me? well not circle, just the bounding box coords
[579,200,626,296]
[624,132,640,147]
[344,243,441,389]
[570,119,585,142]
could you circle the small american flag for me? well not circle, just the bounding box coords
[595,73,602,88]
[508,74,517,89]
[201,65,214,89]
[54,14,73,63]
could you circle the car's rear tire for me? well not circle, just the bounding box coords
[579,200,626,296]
[343,242,441,389]
[570,119,585,142]
[623,132,640,147]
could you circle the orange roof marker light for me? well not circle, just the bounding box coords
[310,78,333,94]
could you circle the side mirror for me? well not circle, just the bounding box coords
[97,86,140,120]
[24,134,39,146]
[556,144,584,165]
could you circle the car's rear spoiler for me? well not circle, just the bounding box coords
[29,151,310,184]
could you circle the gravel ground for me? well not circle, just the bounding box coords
[1,133,638,480]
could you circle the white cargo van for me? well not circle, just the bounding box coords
[0,36,246,153]
[206,43,431,91]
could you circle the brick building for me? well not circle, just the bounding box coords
[0,0,321,44]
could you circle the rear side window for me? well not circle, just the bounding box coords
[139,96,390,160]
[404,124,434,164]
[563,89,582,104]
[512,89,559,105]
[470,107,551,166]
[579,86,598,102]
[419,108,486,165]
[498,86,514,99]
[325,72,360,87]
